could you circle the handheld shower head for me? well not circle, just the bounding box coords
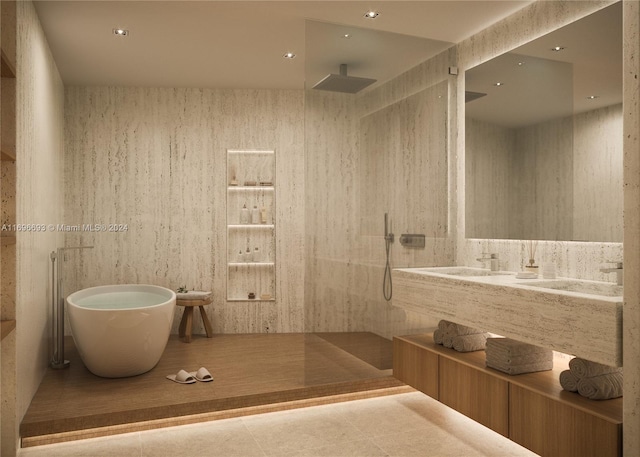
[383,213,393,301]
[385,213,388,237]
[384,213,394,242]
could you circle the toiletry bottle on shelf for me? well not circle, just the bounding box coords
[240,203,250,224]
[251,205,260,224]
[253,247,260,262]
[260,207,267,224]
[245,247,253,262]
[237,250,244,262]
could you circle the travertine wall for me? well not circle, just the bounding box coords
[14,0,65,442]
[64,87,305,334]
[623,1,640,454]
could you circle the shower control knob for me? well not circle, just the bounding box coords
[399,234,426,248]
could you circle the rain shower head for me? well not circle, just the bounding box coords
[465,91,487,103]
[312,64,376,94]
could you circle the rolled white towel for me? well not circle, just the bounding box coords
[438,320,451,331]
[445,322,484,337]
[577,371,623,400]
[569,357,621,379]
[433,328,444,345]
[177,291,212,300]
[443,334,454,348]
[452,333,488,352]
[559,370,579,392]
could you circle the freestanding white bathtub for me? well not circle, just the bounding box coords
[67,284,176,378]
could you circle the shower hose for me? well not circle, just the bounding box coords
[383,235,392,301]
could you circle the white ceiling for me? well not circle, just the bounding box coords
[33,1,531,90]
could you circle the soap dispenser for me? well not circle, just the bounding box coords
[251,205,260,224]
[240,204,250,224]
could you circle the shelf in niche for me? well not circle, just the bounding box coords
[227,298,276,303]
[227,150,274,155]
[228,224,274,229]
[228,186,274,191]
[228,262,274,267]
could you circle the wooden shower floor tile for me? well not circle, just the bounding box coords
[21,333,402,446]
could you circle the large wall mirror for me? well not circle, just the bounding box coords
[465,2,622,242]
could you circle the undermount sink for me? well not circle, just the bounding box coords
[519,279,623,298]
[414,267,511,277]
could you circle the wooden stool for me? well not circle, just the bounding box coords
[176,298,213,343]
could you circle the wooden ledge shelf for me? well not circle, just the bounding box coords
[396,334,621,423]
[394,333,622,457]
[1,235,16,246]
[1,320,16,341]
[1,149,16,161]
[1,49,16,78]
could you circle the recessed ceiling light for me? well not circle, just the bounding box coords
[283,52,296,59]
[113,28,129,37]
[364,11,379,19]
[551,46,565,52]
[586,95,600,100]
[517,61,525,66]
[494,82,504,86]
[343,33,351,39]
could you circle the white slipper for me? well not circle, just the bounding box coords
[166,369,196,384]
[190,367,213,382]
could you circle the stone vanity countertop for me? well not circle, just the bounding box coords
[395,266,623,303]
[392,266,622,366]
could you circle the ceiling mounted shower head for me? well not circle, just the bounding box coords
[312,64,377,94]
[465,91,487,103]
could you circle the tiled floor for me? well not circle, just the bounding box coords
[18,391,538,457]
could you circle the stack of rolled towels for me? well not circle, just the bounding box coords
[433,320,489,352]
[485,337,553,375]
[559,358,623,400]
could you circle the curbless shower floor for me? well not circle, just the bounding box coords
[21,332,404,447]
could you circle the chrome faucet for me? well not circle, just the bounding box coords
[600,261,623,286]
[477,253,500,272]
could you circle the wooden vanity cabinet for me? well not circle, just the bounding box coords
[439,356,509,436]
[393,334,438,399]
[510,384,621,457]
[393,334,622,457]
